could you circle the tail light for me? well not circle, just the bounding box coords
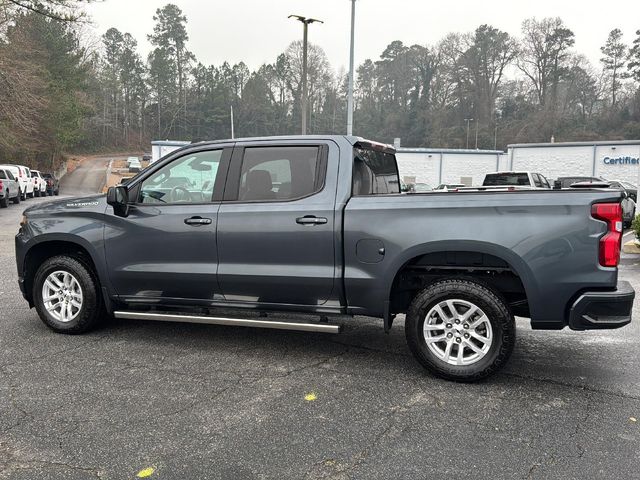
[0,180,3,191]
[591,203,623,267]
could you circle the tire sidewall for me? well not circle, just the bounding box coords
[33,256,101,334]
[406,279,515,381]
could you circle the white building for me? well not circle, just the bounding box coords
[151,140,191,164]
[396,140,640,187]
[508,140,640,185]
[396,148,507,186]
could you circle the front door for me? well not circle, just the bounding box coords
[104,147,231,304]
[217,143,336,306]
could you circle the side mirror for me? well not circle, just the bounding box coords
[107,185,129,217]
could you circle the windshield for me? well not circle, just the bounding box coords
[483,173,529,186]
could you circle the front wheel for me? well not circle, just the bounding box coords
[405,278,515,382]
[33,255,104,334]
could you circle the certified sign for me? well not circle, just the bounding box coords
[603,155,640,165]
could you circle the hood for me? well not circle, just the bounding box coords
[23,194,107,216]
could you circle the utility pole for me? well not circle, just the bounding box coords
[475,119,479,149]
[346,0,356,136]
[230,105,235,139]
[464,118,473,149]
[289,15,323,135]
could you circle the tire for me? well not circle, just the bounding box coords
[20,189,26,201]
[33,255,104,334]
[405,278,516,382]
[34,189,39,197]
[12,192,20,204]
[0,195,7,208]
[27,190,33,199]
[54,189,59,196]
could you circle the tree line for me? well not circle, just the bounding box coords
[1,0,640,169]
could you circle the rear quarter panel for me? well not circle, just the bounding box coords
[344,189,621,327]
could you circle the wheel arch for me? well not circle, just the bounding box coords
[384,240,540,329]
[22,236,106,306]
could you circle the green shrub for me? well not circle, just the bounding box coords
[633,214,640,243]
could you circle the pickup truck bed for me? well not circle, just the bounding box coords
[15,135,635,381]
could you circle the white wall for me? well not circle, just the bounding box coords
[594,144,640,183]
[396,152,439,185]
[509,144,640,184]
[441,154,501,185]
[396,151,505,186]
[510,145,594,178]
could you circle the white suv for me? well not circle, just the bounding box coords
[0,164,34,200]
[31,170,46,197]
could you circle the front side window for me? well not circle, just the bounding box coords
[238,146,321,201]
[352,148,400,195]
[139,149,222,204]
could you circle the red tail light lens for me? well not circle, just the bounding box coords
[0,180,3,190]
[591,203,623,267]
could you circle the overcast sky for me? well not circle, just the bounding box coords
[86,0,640,72]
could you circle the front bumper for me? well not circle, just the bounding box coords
[568,281,635,330]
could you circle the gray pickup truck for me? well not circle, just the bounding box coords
[15,136,635,381]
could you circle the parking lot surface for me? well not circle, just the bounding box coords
[0,192,639,479]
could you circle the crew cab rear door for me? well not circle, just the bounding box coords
[216,141,336,306]
[104,145,232,304]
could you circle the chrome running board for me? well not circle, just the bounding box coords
[114,311,342,333]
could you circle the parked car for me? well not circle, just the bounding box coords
[142,153,152,162]
[128,158,142,173]
[31,170,46,196]
[42,173,60,196]
[555,176,604,189]
[570,181,636,228]
[0,164,33,200]
[0,167,21,207]
[483,171,551,189]
[409,182,433,193]
[433,183,465,191]
[16,135,635,382]
[607,180,637,202]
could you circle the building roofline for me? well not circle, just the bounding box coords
[151,140,192,146]
[397,147,505,155]
[508,139,640,148]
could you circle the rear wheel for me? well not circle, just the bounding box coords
[405,278,515,382]
[12,191,20,204]
[33,255,104,334]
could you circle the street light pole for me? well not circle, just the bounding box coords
[464,118,473,149]
[475,119,479,149]
[289,15,323,135]
[346,0,356,136]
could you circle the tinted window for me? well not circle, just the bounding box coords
[483,173,530,186]
[352,148,400,195]
[140,149,222,204]
[238,146,321,201]
[6,170,15,181]
[0,170,5,179]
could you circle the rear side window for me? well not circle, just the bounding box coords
[483,173,530,186]
[6,170,15,181]
[0,170,5,179]
[532,174,543,187]
[238,146,322,201]
[352,148,400,195]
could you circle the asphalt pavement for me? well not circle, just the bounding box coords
[0,190,639,479]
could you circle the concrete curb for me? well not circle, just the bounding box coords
[623,239,640,254]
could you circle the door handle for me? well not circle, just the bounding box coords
[296,215,328,225]
[184,216,212,226]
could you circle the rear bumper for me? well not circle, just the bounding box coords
[568,281,635,330]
